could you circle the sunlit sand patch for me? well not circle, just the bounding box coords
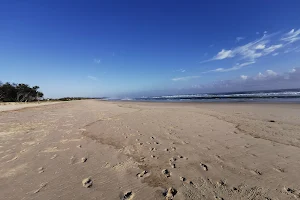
[0,163,27,178]
[62,123,73,127]
[20,149,27,153]
[103,162,111,168]
[6,156,18,163]
[42,147,69,153]
[112,158,137,172]
[1,154,10,159]
[0,131,14,137]
[22,141,36,146]
[60,138,82,144]
[31,182,48,194]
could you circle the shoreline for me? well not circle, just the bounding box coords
[109,99,300,105]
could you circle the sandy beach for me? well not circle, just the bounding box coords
[1,100,300,200]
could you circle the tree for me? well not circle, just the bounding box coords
[0,82,44,102]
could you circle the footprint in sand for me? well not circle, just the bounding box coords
[283,186,300,198]
[216,180,225,187]
[38,167,44,174]
[180,176,186,181]
[214,195,224,200]
[81,157,87,163]
[137,170,148,178]
[200,163,208,171]
[164,187,177,200]
[82,177,93,188]
[77,145,82,148]
[162,169,170,177]
[139,157,145,162]
[251,169,262,175]
[149,147,156,151]
[121,191,134,200]
[273,167,285,173]
[50,154,57,159]
[170,163,176,168]
[32,183,47,194]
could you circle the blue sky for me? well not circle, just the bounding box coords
[1,0,300,98]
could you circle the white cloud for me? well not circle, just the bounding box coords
[214,49,234,60]
[266,70,277,76]
[204,61,255,73]
[281,29,300,43]
[291,68,296,73]
[94,59,101,64]
[172,76,201,81]
[201,34,271,64]
[236,37,245,43]
[200,29,300,73]
[263,44,283,54]
[87,76,98,81]
[255,44,265,50]
[241,75,248,80]
[254,70,277,80]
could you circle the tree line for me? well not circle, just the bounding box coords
[0,82,44,102]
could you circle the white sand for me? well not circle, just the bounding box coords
[1,100,300,200]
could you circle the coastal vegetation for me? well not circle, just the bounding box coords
[0,82,44,102]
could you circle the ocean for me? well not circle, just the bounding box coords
[116,88,300,103]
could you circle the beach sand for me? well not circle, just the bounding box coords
[1,100,300,199]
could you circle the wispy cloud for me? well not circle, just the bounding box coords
[87,75,98,81]
[172,76,201,81]
[284,46,300,53]
[203,61,255,73]
[281,29,300,43]
[255,44,265,49]
[200,34,272,64]
[263,44,283,54]
[200,30,300,73]
[175,69,186,73]
[236,37,245,43]
[94,58,101,64]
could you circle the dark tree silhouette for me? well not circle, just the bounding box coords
[0,82,44,102]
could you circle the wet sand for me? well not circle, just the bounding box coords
[1,100,300,199]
